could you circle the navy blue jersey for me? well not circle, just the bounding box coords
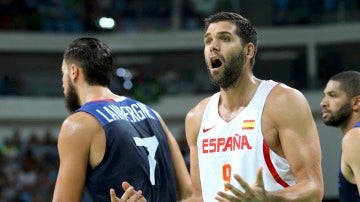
[77,97,177,202]
[338,122,360,202]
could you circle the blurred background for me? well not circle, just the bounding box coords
[0,0,359,201]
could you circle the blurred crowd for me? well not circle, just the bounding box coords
[0,129,58,202]
[0,1,357,201]
[272,0,360,25]
[0,127,190,202]
[0,0,359,33]
[0,0,357,101]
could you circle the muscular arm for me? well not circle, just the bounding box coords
[52,112,100,202]
[183,98,210,202]
[342,127,360,193]
[157,114,193,200]
[266,86,324,201]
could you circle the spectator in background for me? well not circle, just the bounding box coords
[180,0,199,29]
[293,0,313,24]
[39,0,84,32]
[191,0,218,27]
[0,73,25,95]
[0,0,14,29]
[272,0,291,25]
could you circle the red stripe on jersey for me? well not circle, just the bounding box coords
[262,141,290,188]
[89,98,116,103]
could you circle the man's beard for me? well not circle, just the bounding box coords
[208,49,245,89]
[64,82,81,113]
[323,102,352,127]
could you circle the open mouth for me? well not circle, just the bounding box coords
[211,58,222,69]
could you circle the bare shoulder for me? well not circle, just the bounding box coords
[59,112,101,143]
[263,83,315,133]
[269,83,309,105]
[342,127,360,172]
[342,127,360,152]
[267,83,311,115]
[185,97,211,125]
[185,97,211,143]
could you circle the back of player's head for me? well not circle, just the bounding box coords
[64,37,113,87]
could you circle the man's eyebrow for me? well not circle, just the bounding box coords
[326,90,337,95]
[204,31,232,38]
[217,31,232,36]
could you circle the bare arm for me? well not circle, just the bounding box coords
[52,113,99,202]
[342,127,360,193]
[267,86,324,201]
[156,113,193,200]
[183,98,210,202]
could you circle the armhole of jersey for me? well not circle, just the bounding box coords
[262,141,290,188]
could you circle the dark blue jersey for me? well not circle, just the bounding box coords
[77,97,177,202]
[338,122,360,202]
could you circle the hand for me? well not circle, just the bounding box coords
[215,167,268,202]
[110,181,147,202]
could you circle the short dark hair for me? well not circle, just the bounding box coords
[204,11,258,66]
[330,70,360,98]
[63,37,113,87]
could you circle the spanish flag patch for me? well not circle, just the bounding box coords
[242,120,255,130]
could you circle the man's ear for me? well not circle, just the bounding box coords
[69,63,80,82]
[352,95,360,111]
[245,42,255,59]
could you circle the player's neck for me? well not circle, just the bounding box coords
[220,76,261,111]
[341,114,360,134]
[79,86,115,105]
